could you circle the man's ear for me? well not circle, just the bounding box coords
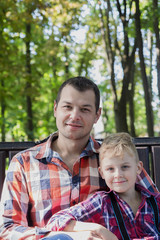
[137,161,143,175]
[94,108,101,124]
[54,100,57,117]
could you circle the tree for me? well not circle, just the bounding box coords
[97,0,137,133]
[0,0,18,141]
[0,0,159,141]
[152,0,160,98]
[134,0,154,136]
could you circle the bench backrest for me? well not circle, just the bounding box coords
[0,137,160,199]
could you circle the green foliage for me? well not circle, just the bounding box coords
[0,0,159,141]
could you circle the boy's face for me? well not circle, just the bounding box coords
[99,150,143,196]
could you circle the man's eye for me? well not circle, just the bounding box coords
[64,105,72,109]
[81,108,90,112]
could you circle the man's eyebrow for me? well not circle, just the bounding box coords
[61,101,93,108]
[62,101,72,104]
[82,104,93,108]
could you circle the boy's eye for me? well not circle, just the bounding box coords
[107,167,114,171]
[122,165,129,170]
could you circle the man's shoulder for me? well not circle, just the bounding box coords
[12,134,54,162]
[94,137,103,145]
[89,136,102,151]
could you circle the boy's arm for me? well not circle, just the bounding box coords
[63,221,118,240]
[46,192,104,231]
[46,194,118,240]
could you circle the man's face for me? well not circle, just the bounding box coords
[54,85,101,141]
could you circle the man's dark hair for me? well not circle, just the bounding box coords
[56,76,100,112]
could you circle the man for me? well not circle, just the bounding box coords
[0,77,158,240]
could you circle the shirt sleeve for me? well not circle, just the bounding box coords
[132,237,160,240]
[0,156,50,240]
[137,167,159,193]
[46,192,104,231]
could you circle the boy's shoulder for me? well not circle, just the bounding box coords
[136,183,160,199]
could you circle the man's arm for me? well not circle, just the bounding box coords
[0,156,50,240]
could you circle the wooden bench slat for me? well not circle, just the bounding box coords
[136,147,150,176]
[9,150,21,163]
[152,146,160,191]
[0,142,35,151]
[0,151,7,199]
[133,137,160,146]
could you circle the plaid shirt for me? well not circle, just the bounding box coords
[0,132,158,240]
[47,185,160,240]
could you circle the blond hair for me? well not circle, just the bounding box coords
[99,132,139,163]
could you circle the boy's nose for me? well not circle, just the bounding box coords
[115,168,122,177]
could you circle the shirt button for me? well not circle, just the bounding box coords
[72,200,76,205]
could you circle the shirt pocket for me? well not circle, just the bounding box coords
[109,217,122,239]
[137,214,157,236]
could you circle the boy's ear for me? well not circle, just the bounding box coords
[98,166,104,179]
[137,161,143,175]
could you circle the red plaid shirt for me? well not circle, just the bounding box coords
[0,132,158,239]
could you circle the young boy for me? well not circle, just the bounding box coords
[46,133,160,240]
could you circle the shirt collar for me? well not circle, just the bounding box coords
[34,132,58,161]
[135,183,158,198]
[80,136,101,157]
[111,183,157,201]
[35,132,101,162]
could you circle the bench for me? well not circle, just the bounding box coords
[0,137,160,199]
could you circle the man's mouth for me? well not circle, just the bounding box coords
[66,123,82,128]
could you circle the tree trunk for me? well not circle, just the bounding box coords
[153,0,160,98]
[0,9,6,141]
[64,44,69,78]
[128,62,136,137]
[134,0,154,136]
[99,0,137,133]
[25,22,34,140]
[148,30,153,93]
[98,0,120,132]
[0,79,5,141]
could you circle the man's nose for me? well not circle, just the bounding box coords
[70,108,80,120]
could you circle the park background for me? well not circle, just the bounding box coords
[0,0,160,142]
